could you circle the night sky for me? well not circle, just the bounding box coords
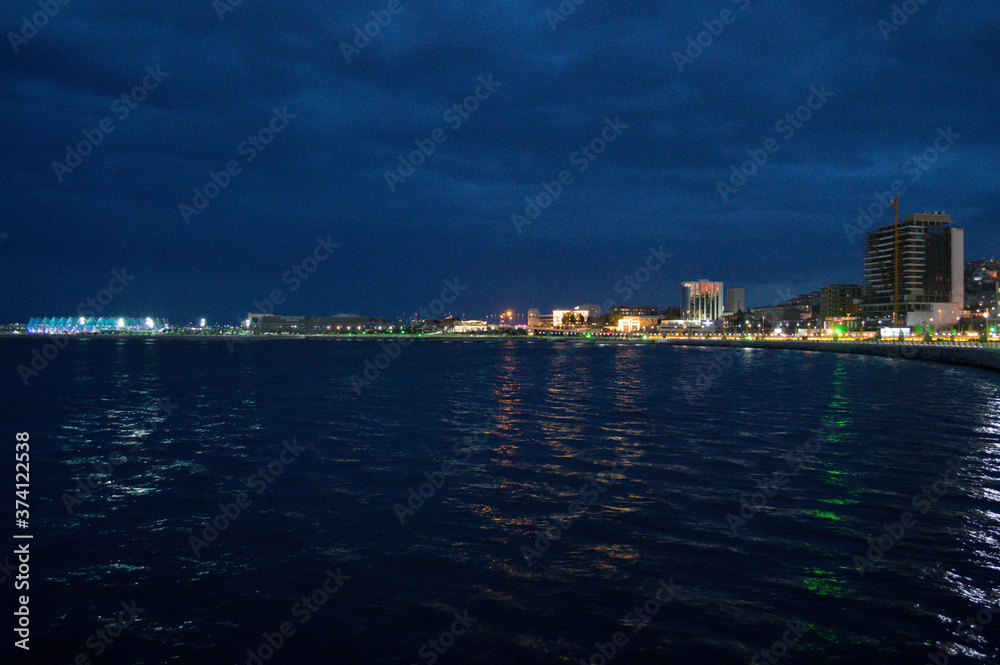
[2,0,998,324]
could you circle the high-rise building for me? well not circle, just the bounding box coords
[726,288,745,314]
[682,280,724,321]
[820,284,861,319]
[860,212,964,326]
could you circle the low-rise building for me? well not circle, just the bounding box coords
[617,315,661,333]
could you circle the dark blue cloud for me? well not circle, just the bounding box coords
[2,0,998,322]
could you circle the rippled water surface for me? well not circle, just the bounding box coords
[4,337,1000,664]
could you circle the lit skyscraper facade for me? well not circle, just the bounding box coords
[682,280,724,321]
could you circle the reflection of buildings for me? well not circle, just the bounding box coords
[860,212,964,326]
[682,280,723,320]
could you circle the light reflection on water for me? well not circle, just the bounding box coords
[3,337,999,664]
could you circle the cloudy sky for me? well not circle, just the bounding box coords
[2,0,998,323]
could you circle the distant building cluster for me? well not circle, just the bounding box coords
[14,211,989,340]
[26,317,167,333]
[521,210,979,337]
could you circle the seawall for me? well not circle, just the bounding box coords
[654,338,1000,373]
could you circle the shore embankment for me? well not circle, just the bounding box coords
[651,337,1000,373]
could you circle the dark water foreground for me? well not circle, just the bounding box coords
[3,337,999,664]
